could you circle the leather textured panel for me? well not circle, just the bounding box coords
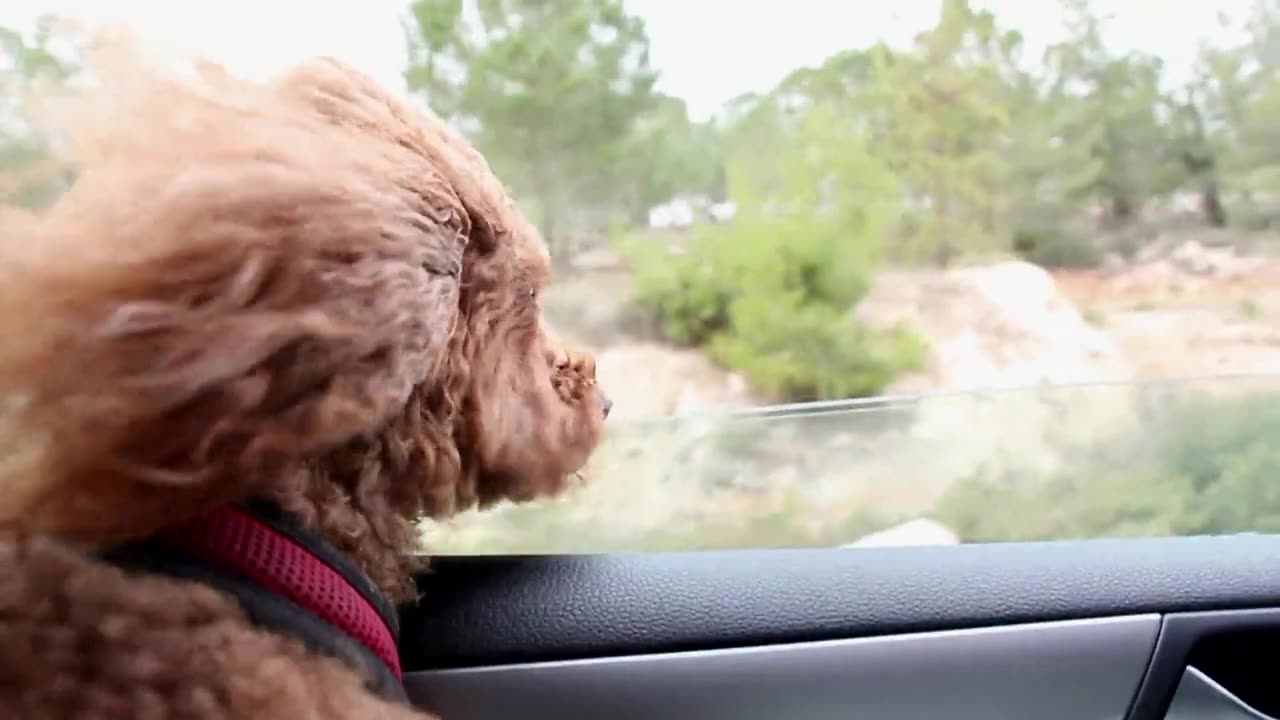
[400,535,1280,670]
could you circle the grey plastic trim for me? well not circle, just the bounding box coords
[405,614,1159,720]
[1164,667,1275,720]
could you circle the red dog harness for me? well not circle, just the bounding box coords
[101,503,407,704]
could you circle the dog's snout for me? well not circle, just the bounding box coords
[599,387,612,420]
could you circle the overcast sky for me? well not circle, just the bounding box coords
[0,0,1258,119]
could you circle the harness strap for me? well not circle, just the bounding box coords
[100,503,407,705]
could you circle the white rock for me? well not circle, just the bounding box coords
[856,261,1133,392]
[844,518,960,548]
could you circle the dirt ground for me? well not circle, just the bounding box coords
[1055,248,1280,381]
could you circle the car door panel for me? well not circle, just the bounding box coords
[406,615,1158,720]
[400,535,1280,718]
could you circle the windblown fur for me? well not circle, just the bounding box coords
[0,52,607,719]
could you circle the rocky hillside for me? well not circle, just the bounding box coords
[1057,239,1280,383]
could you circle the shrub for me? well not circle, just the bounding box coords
[624,215,924,401]
[708,293,924,401]
[625,233,739,346]
[623,99,924,402]
[0,137,74,210]
[1012,221,1103,269]
[936,388,1280,541]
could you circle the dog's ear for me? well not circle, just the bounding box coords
[277,57,511,255]
[0,63,469,544]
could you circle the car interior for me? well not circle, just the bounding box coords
[400,535,1280,719]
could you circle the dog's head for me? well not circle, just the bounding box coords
[0,56,609,552]
[277,58,613,515]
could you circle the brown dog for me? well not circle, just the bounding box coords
[0,55,608,719]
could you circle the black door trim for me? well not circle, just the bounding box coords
[401,535,1280,670]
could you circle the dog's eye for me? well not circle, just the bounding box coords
[528,288,537,300]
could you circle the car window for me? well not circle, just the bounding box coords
[2,1,1277,557]
[424,376,1280,553]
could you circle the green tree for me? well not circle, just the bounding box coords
[866,0,1016,265]
[992,19,1107,265]
[618,94,724,224]
[0,15,81,208]
[1045,0,1175,224]
[404,0,658,259]
[1166,86,1228,226]
[1193,38,1251,214]
[1175,2,1280,228]
[722,2,1021,267]
[1230,1,1280,217]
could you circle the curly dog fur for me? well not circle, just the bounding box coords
[0,53,607,719]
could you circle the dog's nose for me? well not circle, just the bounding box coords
[599,387,612,420]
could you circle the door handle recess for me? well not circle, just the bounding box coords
[1164,666,1275,720]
